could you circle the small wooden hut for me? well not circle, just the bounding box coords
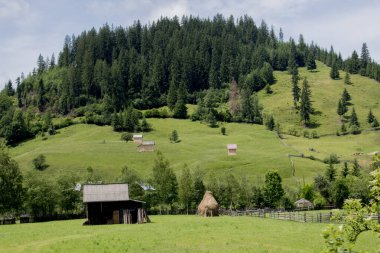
[138,140,155,152]
[295,198,314,209]
[133,134,143,144]
[83,184,149,225]
[197,191,219,217]
[227,144,237,156]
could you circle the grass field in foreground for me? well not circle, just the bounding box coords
[0,216,378,253]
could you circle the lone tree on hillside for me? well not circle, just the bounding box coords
[306,50,317,71]
[344,72,351,84]
[367,109,379,127]
[33,154,49,171]
[300,77,313,126]
[170,130,179,143]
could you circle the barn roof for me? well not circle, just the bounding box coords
[83,184,129,203]
[227,144,237,149]
[295,198,312,204]
[140,140,155,146]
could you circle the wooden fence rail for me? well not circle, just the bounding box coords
[220,209,380,224]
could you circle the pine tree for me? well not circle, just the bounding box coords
[341,88,351,106]
[306,50,317,71]
[300,77,313,125]
[351,159,360,177]
[341,162,349,178]
[367,109,375,124]
[291,67,300,108]
[349,107,360,127]
[337,99,346,117]
[330,60,340,79]
[325,162,336,182]
[344,72,351,85]
[372,117,379,128]
[360,42,370,75]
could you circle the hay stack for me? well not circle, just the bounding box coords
[197,191,219,217]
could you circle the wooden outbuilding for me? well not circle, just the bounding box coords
[83,184,149,225]
[295,198,314,209]
[227,144,237,156]
[133,134,143,144]
[138,140,155,152]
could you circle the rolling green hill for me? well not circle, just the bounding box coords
[9,61,380,187]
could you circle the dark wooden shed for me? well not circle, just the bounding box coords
[83,184,149,225]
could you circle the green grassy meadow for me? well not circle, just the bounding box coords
[8,61,380,186]
[0,215,378,253]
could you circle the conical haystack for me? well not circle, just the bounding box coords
[197,191,219,217]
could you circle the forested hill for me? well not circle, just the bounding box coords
[11,14,380,115]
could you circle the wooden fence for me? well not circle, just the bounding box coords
[221,209,380,224]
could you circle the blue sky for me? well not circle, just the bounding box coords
[1,0,380,88]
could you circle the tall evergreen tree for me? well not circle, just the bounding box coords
[306,50,317,71]
[344,72,351,85]
[349,107,360,127]
[330,60,340,79]
[179,165,193,214]
[360,42,370,75]
[299,77,313,125]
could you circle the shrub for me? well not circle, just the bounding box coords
[311,130,319,139]
[288,128,299,137]
[121,133,133,142]
[303,130,310,138]
[221,127,226,135]
[33,154,49,171]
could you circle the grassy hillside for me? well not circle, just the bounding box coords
[9,61,380,186]
[260,61,380,135]
[11,120,321,186]
[0,216,378,253]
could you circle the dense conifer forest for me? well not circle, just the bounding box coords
[1,14,380,144]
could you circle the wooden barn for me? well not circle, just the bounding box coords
[227,144,237,156]
[132,134,143,144]
[138,140,155,152]
[83,184,149,225]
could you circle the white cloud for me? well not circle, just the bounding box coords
[0,0,29,19]
[149,0,189,21]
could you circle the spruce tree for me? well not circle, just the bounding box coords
[351,159,360,177]
[367,109,375,124]
[349,107,360,127]
[300,77,313,125]
[341,162,349,178]
[291,68,300,108]
[344,72,351,85]
[306,50,317,71]
[372,117,379,128]
[330,60,340,79]
[341,88,351,106]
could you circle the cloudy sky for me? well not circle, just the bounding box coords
[1,0,380,88]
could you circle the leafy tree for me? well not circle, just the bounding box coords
[179,165,193,214]
[299,77,313,125]
[170,130,179,143]
[0,145,23,214]
[301,184,315,201]
[314,174,330,200]
[33,154,49,171]
[25,172,58,217]
[140,117,151,132]
[121,132,133,142]
[331,178,349,208]
[57,173,81,213]
[118,166,144,199]
[192,169,205,206]
[263,171,284,208]
[151,151,178,212]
